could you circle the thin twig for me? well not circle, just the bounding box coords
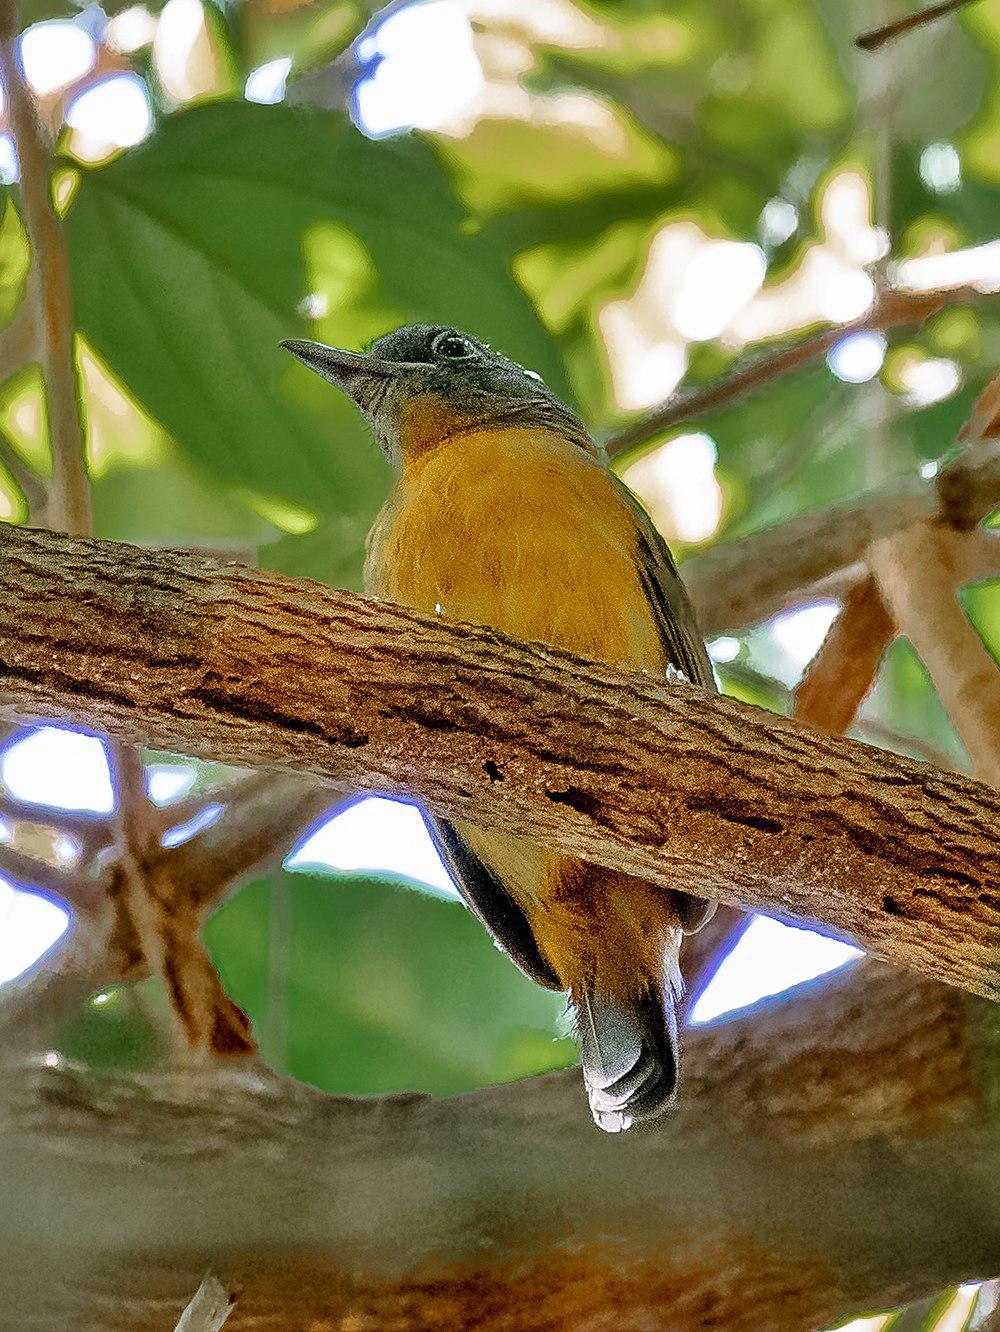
[0,0,90,534]
[604,287,976,458]
[856,0,978,52]
[959,365,1000,446]
[0,839,97,904]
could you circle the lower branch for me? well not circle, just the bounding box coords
[2,959,998,1331]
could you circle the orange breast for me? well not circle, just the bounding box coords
[364,426,665,672]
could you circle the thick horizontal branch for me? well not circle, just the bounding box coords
[684,439,1000,633]
[3,960,999,1330]
[0,524,997,1002]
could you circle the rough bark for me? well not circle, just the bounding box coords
[0,523,997,1002]
[3,960,999,1331]
[683,440,1000,633]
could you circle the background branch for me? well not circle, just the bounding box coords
[869,520,1000,786]
[4,960,998,1331]
[856,0,978,52]
[0,0,90,535]
[684,438,1000,633]
[793,576,896,735]
[604,287,982,459]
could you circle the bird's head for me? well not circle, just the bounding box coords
[282,324,593,469]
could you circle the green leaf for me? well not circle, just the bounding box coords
[66,102,569,581]
[205,869,575,1095]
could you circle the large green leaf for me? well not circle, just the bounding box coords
[205,869,575,1096]
[66,102,569,578]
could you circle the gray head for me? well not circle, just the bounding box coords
[282,324,593,468]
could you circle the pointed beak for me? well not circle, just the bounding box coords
[281,339,400,413]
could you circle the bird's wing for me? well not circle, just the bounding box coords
[421,812,563,990]
[615,477,716,691]
[616,477,719,933]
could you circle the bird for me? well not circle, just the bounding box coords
[282,325,717,1132]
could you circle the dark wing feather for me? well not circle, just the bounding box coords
[615,478,716,690]
[421,812,562,990]
[616,478,719,933]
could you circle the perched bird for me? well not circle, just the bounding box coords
[282,326,716,1132]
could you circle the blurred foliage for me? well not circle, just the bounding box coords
[1,0,998,1206]
[209,869,575,1093]
[58,868,575,1094]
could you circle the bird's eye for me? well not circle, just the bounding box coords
[431,331,476,360]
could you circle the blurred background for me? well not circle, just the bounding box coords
[0,0,998,1195]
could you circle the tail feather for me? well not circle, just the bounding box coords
[576,984,679,1134]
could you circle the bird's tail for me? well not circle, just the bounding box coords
[575,969,680,1134]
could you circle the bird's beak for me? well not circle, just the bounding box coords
[281,339,400,413]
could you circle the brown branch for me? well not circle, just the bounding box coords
[960,366,1000,446]
[0,791,111,857]
[868,520,1000,787]
[3,960,998,1330]
[943,525,1000,583]
[793,577,896,736]
[168,772,338,913]
[604,287,981,459]
[684,437,1000,633]
[0,524,997,1004]
[938,436,1000,530]
[0,772,273,874]
[0,0,90,535]
[0,838,97,904]
[856,0,978,52]
[107,743,257,1058]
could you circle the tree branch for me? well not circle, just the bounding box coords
[684,438,1000,633]
[793,576,896,736]
[869,520,1000,786]
[3,960,998,1330]
[0,0,90,535]
[168,772,338,913]
[856,0,978,52]
[604,287,984,459]
[0,523,996,1002]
